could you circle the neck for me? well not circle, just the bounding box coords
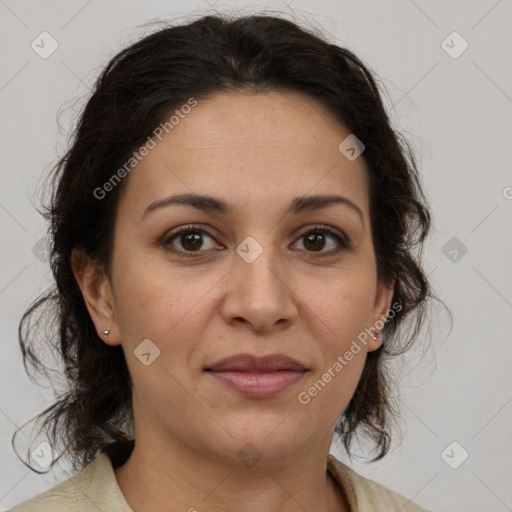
[114,420,349,512]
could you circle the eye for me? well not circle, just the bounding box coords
[291,225,351,257]
[162,225,221,257]
[161,223,351,259]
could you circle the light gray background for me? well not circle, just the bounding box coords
[1,1,511,511]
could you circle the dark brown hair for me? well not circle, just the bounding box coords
[16,12,439,473]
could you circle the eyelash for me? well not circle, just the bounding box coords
[161,224,351,259]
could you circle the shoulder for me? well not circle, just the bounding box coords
[327,453,432,512]
[9,453,132,512]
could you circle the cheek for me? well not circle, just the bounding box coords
[109,251,227,410]
[294,269,376,421]
[303,269,377,345]
[111,244,215,343]
[294,348,367,438]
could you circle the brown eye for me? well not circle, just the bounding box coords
[162,225,219,256]
[179,231,203,251]
[303,232,327,251]
[293,226,350,257]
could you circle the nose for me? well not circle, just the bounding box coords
[220,240,299,332]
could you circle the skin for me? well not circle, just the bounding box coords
[72,90,395,512]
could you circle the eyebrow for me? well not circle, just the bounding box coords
[143,192,364,227]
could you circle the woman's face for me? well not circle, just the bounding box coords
[84,91,394,464]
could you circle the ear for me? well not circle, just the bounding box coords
[367,274,396,352]
[71,247,121,346]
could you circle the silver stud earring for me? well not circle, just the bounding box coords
[372,330,380,341]
[102,330,110,338]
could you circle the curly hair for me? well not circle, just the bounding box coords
[15,12,438,473]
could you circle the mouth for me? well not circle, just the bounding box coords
[205,353,307,398]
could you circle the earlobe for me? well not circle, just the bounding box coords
[70,248,121,346]
[367,276,396,352]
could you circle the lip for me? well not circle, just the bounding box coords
[207,353,306,372]
[205,353,307,398]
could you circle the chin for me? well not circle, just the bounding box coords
[205,417,310,463]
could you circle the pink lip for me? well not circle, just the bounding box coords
[206,353,307,398]
[208,371,305,398]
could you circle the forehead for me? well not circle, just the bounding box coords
[119,91,370,218]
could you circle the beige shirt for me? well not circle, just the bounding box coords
[10,453,430,511]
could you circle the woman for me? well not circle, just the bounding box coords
[11,12,436,512]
